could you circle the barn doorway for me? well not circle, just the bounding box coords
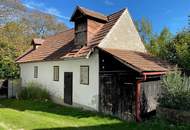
[99,73,135,120]
[64,72,73,105]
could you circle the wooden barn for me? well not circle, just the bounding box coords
[16,6,170,121]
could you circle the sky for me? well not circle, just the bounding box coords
[21,0,190,34]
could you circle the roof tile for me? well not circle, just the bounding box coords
[102,48,170,72]
[16,8,124,63]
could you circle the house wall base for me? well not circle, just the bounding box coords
[51,95,98,112]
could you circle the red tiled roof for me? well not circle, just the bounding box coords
[101,48,170,72]
[70,6,108,22]
[16,8,124,63]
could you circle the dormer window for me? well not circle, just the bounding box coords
[74,18,87,48]
[70,6,108,48]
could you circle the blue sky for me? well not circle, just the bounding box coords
[21,0,190,34]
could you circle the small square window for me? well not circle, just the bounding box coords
[34,66,38,78]
[53,66,59,81]
[80,66,89,85]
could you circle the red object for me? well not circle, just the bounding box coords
[135,80,142,122]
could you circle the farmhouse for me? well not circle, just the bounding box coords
[16,6,169,121]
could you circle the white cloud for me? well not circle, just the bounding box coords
[22,0,69,20]
[104,0,114,6]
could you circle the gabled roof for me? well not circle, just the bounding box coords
[16,6,170,73]
[70,6,108,22]
[101,48,170,72]
[16,8,124,63]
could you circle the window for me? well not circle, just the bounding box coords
[53,66,59,81]
[80,66,89,85]
[34,66,38,78]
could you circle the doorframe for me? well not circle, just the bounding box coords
[64,72,73,105]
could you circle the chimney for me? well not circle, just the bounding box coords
[31,38,44,49]
[70,6,107,48]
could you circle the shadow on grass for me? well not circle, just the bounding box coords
[0,99,115,119]
[33,123,138,130]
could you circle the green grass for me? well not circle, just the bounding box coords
[0,99,189,130]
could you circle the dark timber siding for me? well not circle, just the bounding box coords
[99,50,139,120]
[99,50,162,121]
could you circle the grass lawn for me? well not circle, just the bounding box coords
[0,99,189,130]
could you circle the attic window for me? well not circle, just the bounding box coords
[74,18,87,47]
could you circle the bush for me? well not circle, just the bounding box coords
[158,69,190,111]
[18,82,50,100]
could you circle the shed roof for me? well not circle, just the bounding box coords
[101,48,170,72]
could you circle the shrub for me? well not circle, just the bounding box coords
[158,68,190,111]
[18,82,50,100]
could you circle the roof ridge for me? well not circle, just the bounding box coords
[78,6,107,17]
[100,47,147,53]
[108,8,127,17]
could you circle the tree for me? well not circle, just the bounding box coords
[135,17,153,44]
[0,0,26,24]
[0,1,68,79]
[22,11,67,38]
[0,21,30,79]
[170,31,190,69]
[147,27,172,59]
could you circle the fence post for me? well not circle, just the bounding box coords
[8,80,12,98]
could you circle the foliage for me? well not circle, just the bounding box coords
[0,1,67,79]
[170,31,190,68]
[0,22,30,79]
[135,18,173,60]
[18,82,50,100]
[0,0,26,24]
[0,99,189,130]
[21,11,67,38]
[135,17,153,44]
[158,69,190,111]
[136,17,190,70]
[146,27,172,59]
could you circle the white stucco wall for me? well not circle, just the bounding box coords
[20,51,99,110]
[98,9,146,53]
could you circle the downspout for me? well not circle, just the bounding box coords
[135,71,166,122]
[135,76,146,122]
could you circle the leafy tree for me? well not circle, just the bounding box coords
[0,1,68,79]
[0,0,26,24]
[21,11,67,38]
[170,31,190,69]
[135,17,153,44]
[0,40,19,79]
[147,27,172,59]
